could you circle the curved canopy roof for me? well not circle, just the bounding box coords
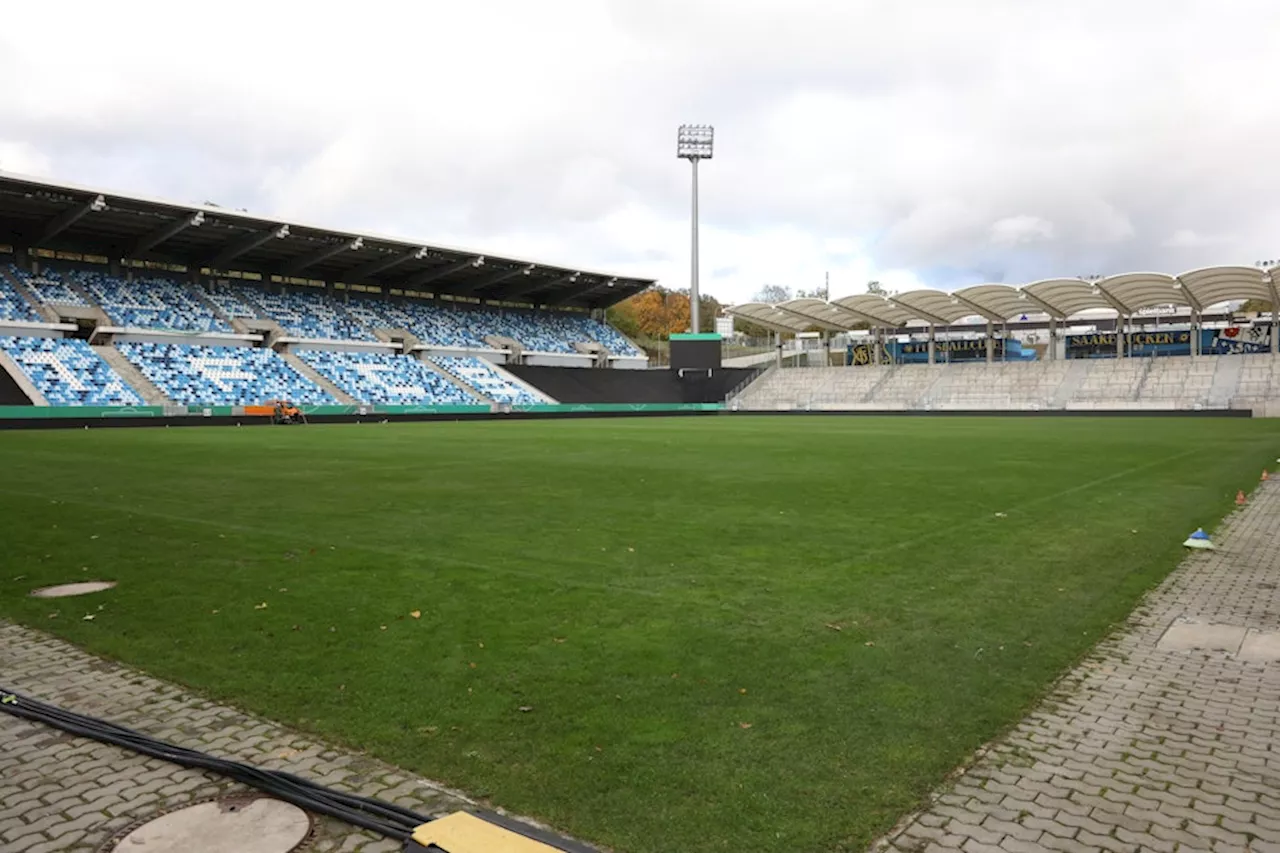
[730,266,1277,331]
[728,302,817,333]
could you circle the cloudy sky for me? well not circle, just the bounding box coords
[2,0,1278,304]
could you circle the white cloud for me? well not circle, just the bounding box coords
[1161,229,1233,249]
[1,0,1278,304]
[990,216,1055,247]
[0,141,51,177]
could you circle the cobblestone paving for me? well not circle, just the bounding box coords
[877,478,1280,853]
[0,623,483,852]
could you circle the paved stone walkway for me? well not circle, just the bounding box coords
[0,623,485,853]
[877,477,1280,853]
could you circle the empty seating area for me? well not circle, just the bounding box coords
[1237,355,1280,406]
[0,275,40,322]
[0,335,142,406]
[343,298,487,348]
[733,355,1280,411]
[932,362,1071,410]
[343,299,638,354]
[71,270,231,333]
[431,356,542,405]
[732,365,889,409]
[116,341,335,406]
[583,317,643,356]
[295,350,478,406]
[871,365,944,408]
[1137,357,1215,406]
[247,287,375,341]
[0,262,641,358]
[1071,359,1149,404]
[202,282,262,321]
[470,308,644,355]
[8,265,88,307]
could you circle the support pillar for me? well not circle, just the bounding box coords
[1117,315,1125,359]
[986,321,994,364]
[1272,305,1278,355]
[1048,317,1056,361]
[927,325,936,365]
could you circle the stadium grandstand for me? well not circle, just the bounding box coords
[0,171,665,417]
[726,267,1280,417]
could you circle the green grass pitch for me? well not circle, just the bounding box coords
[2,416,1278,852]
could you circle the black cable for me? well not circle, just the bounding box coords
[0,686,431,840]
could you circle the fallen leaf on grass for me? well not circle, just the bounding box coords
[864,641,875,647]
[739,688,747,695]
[738,722,753,729]
[82,614,95,621]
[380,625,387,631]
[410,610,422,619]
[552,637,566,644]
[518,706,534,713]
[48,612,58,619]
[469,662,477,669]
[825,623,843,632]
[211,609,220,615]
[254,602,268,610]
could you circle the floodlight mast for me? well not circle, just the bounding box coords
[677,124,713,334]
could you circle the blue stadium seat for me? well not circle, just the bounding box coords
[295,350,479,405]
[8,265,88,308]
[344,298,488,349]
[0,336,142,406]
[67,269,231,333]
[345,297,642,355]
[115,341,336,406]
[0,273,41,323]
[245,288,374,341]
[431,355,541,405]
[202,282,263,321]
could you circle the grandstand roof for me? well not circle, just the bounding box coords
[0,171,653,310]
[731,267,1279,331]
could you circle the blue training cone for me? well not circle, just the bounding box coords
[1183,528,1215,550]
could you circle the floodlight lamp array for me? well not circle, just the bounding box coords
[677,124,714,160]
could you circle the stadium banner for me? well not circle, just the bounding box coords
[846,343,894,366]
[1066,326,1273,358]
[1204,325,1273,355]
[848,338,1036,364]
[0,405,167,419]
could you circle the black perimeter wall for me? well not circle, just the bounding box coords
[0,367,32,405]
[508,366,760,404]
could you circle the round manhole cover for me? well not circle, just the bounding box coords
[104,795,312,853]
[30,581,116,598]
